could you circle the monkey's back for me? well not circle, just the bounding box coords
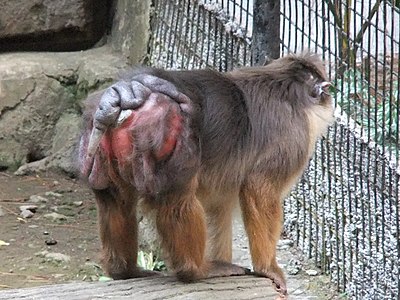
[167,70,253,188]
[188,55,333,189]
[133,56,333,190]
[133,68,252,187]
[225,54,334,184]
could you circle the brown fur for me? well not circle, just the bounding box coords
[79,53,334,296]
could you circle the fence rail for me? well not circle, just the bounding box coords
[148,1,400,299]
[280,1,399,298]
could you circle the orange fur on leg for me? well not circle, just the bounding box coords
[155,179,208,282]
[199,188,238,263]
[239,176,287,296]
[94,185,159,279]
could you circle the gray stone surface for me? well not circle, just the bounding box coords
[136,210,338,299]
[0,46,128,174]
[0,0,108,51]
[111,0,151,64]
[0,275,279,300]
[232,217,336,299]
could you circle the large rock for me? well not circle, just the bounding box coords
[0,46,128,173]
[0,0,109,51]
[111,0,151,64]
[0,0,152,174]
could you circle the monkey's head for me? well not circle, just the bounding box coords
[286,53,332,107]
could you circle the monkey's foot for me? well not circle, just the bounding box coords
[207,261,251,278]
[108,268,163,280]
[254,268,288,298]
[134,269,164,278]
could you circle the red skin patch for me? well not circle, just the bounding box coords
[155,112,183,160]
[100,114,135,164]
[99,97,184,166]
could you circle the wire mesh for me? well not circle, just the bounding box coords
[149,0,252,70]
[281,1,400,299]
[148,0,400,299]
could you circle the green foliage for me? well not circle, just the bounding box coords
[0,156,23,172]
[338,291,349,299]
[334,68,367,118]
[334,68,399,155]
[137,251,166,271]
[98,275,113,282]
[95,251,166,282]
[325,0,382,69]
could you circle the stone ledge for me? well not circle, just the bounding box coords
[0,275,280,300]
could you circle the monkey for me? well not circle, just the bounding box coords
[78,53,334,297]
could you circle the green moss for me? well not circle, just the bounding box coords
[0,155,23,172]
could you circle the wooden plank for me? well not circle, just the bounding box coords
[0,275,280,300]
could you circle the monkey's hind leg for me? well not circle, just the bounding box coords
[239,176,287,296]
[199,189,237,263]
[94,186,159,280]
[155,179,247,282]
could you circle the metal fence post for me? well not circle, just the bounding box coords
[252,0,280,65]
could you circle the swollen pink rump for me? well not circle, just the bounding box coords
[155,112,182,160]
[99,93,184,166]
[100,113,135,164]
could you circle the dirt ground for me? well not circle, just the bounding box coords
[0,171,341,299]
[0,171,102,289]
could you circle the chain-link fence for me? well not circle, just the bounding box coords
[147,1,400,299]
[281,1,399,299]
[148,0,253,69]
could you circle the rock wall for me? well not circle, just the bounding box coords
[0,0,151,174]
[0,47,128,174]
[0,0,110,52]
[111,0,151,64]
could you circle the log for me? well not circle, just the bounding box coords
[0,275,280,300]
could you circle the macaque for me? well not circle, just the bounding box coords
[78,53,334,296]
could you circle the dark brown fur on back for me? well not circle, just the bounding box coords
[130,53,333,191]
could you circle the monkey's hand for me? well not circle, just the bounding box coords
[86,76,191,167]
